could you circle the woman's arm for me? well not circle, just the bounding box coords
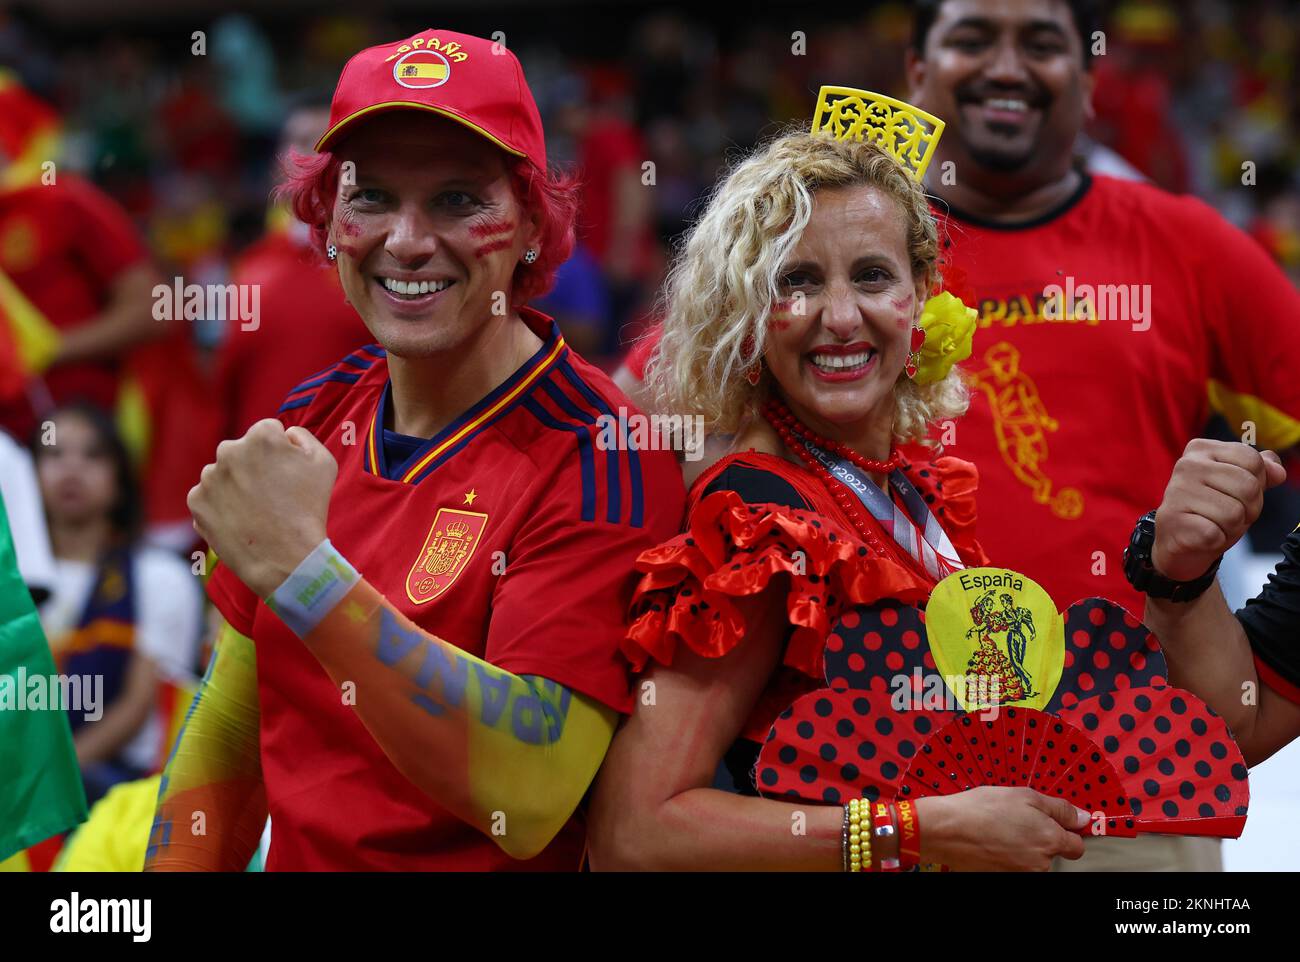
[73,651,157,766]
[590,586,846,870]
[590,584,1089,871]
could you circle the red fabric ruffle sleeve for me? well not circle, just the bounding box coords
[622,490,934,682]
[623,450,990,681]
[918,454,991,568]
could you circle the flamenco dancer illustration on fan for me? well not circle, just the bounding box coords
[965,589,1039,701]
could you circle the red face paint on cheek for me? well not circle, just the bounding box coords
[340,221,362,238]
[890,293,916,331]
[769,300,793,332]
[471,218,517,258]
[469,219,515,238]
[473,238,513,258]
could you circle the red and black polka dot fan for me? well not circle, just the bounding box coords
[756,591,1249,839]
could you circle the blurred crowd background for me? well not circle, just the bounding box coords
[1,0,1299,867]
[6,0,1300,370]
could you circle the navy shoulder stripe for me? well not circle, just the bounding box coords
[559,360,645,528]
[277,344,383,417]
[522,396,596,523]
[284,345,381,399]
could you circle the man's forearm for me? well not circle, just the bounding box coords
[1144,582,1261,750]
[271,541,617,860]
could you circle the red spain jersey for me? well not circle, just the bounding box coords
[207,307,685,870]
[938,173,1300,614]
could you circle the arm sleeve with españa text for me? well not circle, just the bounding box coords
[294,562,619,861]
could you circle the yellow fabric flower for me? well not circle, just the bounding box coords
[914,291,977,385]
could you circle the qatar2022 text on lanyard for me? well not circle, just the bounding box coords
[794,435,964,580]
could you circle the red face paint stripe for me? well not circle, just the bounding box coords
[474,239,513,257]
[469,220,515,238]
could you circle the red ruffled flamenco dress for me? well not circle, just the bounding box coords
[623,437,988,751]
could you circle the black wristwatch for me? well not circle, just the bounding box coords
[1123,510,1221,602]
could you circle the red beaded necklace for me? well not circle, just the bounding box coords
[762,397,902,473]
[761,397,906,556]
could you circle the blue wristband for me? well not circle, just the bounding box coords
[266,539,359,638]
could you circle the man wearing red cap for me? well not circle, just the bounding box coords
[146,30,684,871]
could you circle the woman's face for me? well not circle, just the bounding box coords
[37,413,118,527]
[329,113,539,358]
[765,184,927,437]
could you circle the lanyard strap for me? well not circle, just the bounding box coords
[795,436,964,579]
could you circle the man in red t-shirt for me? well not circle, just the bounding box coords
[905,0,1300,870]
[145,30,684,872]
[216,98,371,439]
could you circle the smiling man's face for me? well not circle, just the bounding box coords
[908,0,1094,182]
[328,113,538,359]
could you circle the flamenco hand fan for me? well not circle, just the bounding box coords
[759,598,961,804]
[757,567,1250,841]
[758,687,950,804]
[1047,597,1168,714]
[1059,686,1248,836]
[896,707,1138,837]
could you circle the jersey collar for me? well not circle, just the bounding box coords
[937,170,1093,232]
[365,309,568,484]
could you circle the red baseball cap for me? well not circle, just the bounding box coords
[314,29,546,170]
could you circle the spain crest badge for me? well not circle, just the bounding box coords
[405,508,487,605]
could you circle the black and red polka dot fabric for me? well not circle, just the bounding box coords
[1047,598,1167,714]
[1057,686,1249,836]
[756,586,1250,838]
[896,708,1137,836]
[822,600,955,707]
[756,688,953,804]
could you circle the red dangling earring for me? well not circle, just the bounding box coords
[741,333,762,385]
[905,325,926,379]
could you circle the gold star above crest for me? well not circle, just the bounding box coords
[463,489,478,506]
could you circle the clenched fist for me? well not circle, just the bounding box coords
[1152,439,1287,583]
[189,419,338,598]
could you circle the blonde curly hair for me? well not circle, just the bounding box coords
[645,127,968,444]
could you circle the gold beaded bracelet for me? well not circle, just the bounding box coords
[846,797,873,872]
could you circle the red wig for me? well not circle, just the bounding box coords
[276,145,578,308]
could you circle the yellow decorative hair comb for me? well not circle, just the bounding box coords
[811,86,945,182]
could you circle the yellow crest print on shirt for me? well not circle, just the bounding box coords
[406,508,488,605]
[925,568,1064,711]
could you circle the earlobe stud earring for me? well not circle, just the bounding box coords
[522,248,538,265]
[326,243,338,262]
